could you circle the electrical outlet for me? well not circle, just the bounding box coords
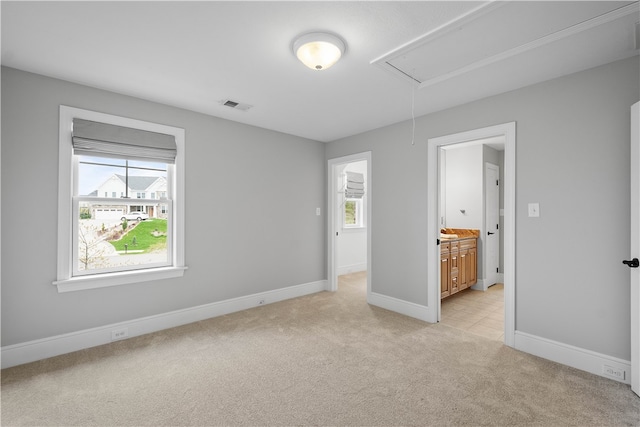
[111,327,129,341]
[258,299,266,305]
[602,364,626,380]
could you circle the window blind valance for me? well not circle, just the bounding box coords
[345,171,365,199]
[72,118,177,163]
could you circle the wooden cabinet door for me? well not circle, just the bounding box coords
[459,238,477,290]
[468,246,477,285]
[459,246,468,290]
[450,243,459,295]
[440,242,450,298]
[440,254,450,298]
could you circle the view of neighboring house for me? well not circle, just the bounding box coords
[85,174,168,220]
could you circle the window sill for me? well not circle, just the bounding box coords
[53,266,187,293]
[342,226,366,233]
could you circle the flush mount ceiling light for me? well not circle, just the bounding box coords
[293,32,345,71]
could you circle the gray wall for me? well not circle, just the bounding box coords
[3,56,639,363]
[1,67,326,346]
[326,57,640,360]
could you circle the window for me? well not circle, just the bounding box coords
[342,170,365,229]
[344,199,364,228]
[55,106,186,292]
[77,156,167,273]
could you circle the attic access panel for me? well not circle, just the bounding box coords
[372,1,635,87]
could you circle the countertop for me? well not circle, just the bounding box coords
[440,228,480,240]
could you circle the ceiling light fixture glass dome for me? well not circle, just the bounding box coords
[293,32,345,71]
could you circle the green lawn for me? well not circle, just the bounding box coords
[110,219,167,253]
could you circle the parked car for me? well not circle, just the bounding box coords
[121,211,149,221]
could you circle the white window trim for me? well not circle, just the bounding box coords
[55,106,186,292]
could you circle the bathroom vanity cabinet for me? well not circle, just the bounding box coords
[440,230,478,299]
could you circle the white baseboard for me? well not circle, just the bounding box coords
[337,263,367,276]
[1,280,327,369]
[514,331,631,384]
[368,292,436,323]
[472,274,505,291]
[471,280,486,291]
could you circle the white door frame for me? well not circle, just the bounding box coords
[630,101,639,396]
[327,152,372,300]
[427,123,516,347]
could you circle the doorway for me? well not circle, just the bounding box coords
[427,123,515,347]
[328,152,372,301]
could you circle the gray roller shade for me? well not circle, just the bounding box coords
[72,118,177,163]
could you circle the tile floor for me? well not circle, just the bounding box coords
[440,283,504,341]
[339,272,504,341]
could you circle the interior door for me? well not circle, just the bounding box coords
[630,101,639,396]
[484,163,500,288]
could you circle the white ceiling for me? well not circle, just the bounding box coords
[2,1,638,143]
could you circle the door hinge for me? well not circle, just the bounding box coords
[496,268,499,273]
[496,179,499,186]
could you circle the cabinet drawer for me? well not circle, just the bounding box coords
[459,238,476,249]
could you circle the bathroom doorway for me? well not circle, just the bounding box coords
[438,140,504,340]
[427,123,515,347]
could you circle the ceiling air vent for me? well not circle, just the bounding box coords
[220,99,253,112]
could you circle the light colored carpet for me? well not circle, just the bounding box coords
[2,273,639,426]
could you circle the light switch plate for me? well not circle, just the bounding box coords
[316,207,321,216]
[528,203,540,217]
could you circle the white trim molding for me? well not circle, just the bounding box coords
[515,331,631,384]
[368,292,434,323]
[1,280,327,369]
